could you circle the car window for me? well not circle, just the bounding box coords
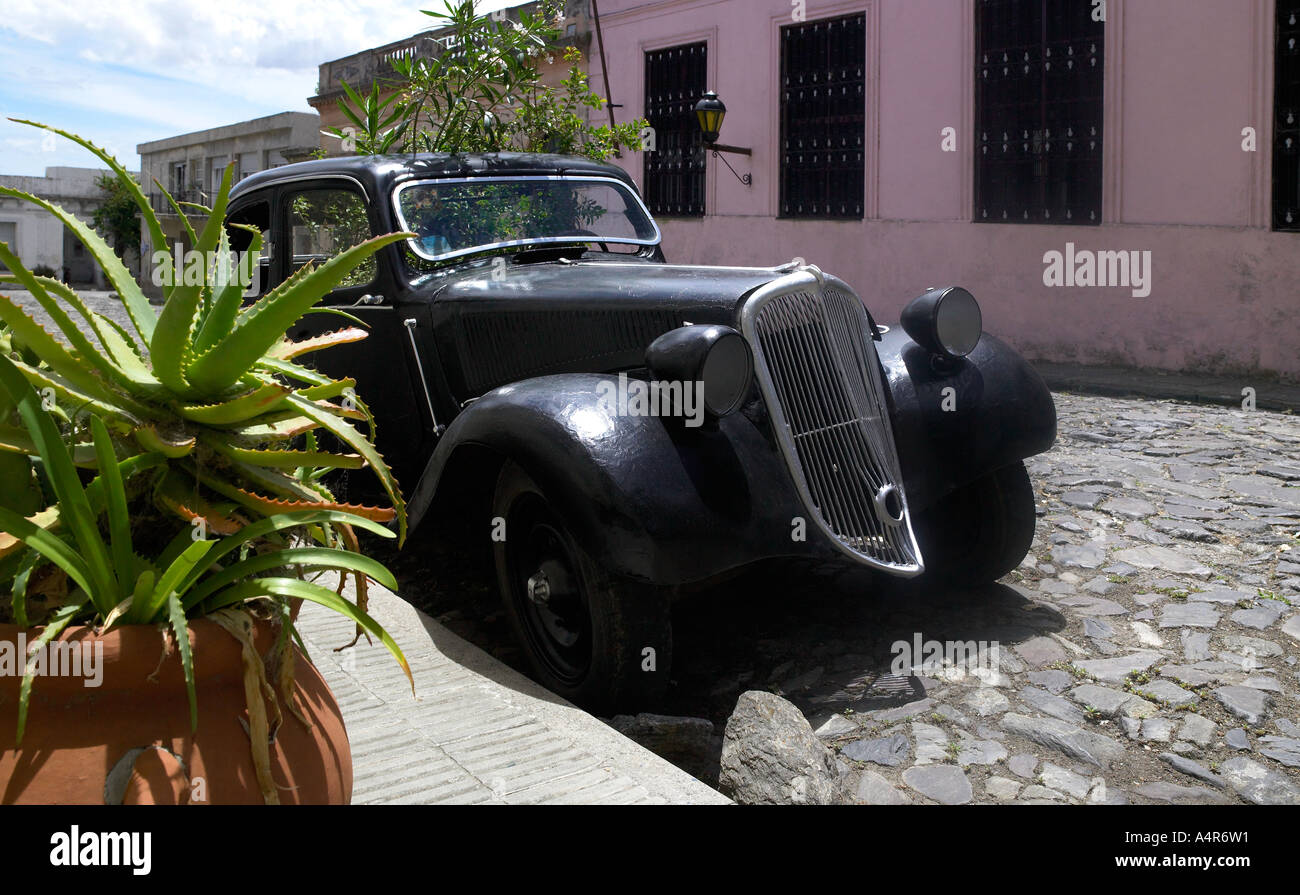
[226,200,273,300]
[394,177,660,263]
[288,188,375,288]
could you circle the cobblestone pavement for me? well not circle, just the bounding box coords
[390,392,1300,805]
[774,393,1300,806]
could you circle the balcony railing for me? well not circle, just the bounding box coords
[147,188,209,216]
[312,1,592,102]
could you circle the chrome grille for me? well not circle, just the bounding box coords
[741,270,922,573]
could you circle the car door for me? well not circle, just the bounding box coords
[274,177,434,498]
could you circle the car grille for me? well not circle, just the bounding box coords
[740,271,922,573]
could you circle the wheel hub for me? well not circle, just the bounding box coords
[526,571,552,606]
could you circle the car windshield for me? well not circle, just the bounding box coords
[394,176,661,263]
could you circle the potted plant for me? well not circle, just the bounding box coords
[0,121,414,804]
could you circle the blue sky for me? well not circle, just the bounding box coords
[0,0,517,177]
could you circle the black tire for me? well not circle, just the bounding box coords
[911,462,1038,587]
[491,461,672,713]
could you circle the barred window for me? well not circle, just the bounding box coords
[643,43,708,217]
[1275,0,1300,230]
[975,0,1104,224]
[780,13,866,219]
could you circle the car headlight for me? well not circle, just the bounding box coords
[900,287,983,359]
[646,325,753,417]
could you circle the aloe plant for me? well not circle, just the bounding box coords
[0,119,412,548]
[0,351,409,740]
[0,122,415,800]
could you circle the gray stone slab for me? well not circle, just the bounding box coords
[1052,542,1108,568]
[841,733,911,767]
[1214,686,1273,725]
[1143,679,1198,705]
[1019,686,1086,724]
[902,765,973,805]
[1113,545,1214,578]
[1133,782,1232,805]
[1158,753,1225,788]
[1232,604,1286,630]
[1219,757,1300,805]
[1179,714,1215,746]
[1258,736,1300,768]
[1159,602,1221,628]
[1001,713,1126,768]
[1076,651,1164,684]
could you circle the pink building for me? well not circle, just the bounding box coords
[592,0,1300,380]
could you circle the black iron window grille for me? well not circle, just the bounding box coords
[780,13,866,219]
[975,0,1104,224]
[643,42,708,218]
[1275,1,1300,230]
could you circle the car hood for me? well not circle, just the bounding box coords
[415,259,793,400]
[420,258,787,322]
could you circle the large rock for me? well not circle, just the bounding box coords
[719,691,842,805]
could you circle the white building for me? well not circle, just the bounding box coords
[0,166,116,286]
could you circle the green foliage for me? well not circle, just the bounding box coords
[329,0,646,162]
[0,120,415,750]
[0,119,411,546]
[91,171,141,259]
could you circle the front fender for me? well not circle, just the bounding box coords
[878,330,1057,512]
[405,374,817,585]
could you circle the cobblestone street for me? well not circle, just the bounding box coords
[773,393,1300,805]
[396,391,1300,805]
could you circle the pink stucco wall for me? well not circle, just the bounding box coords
[593,0,1300,380]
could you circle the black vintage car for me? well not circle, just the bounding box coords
[228,154,1056,711]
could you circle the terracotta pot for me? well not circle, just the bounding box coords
[0,618,351,804]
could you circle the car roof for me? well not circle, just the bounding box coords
[230,152,639,203]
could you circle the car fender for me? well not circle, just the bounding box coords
[877,330,1057,512]
[405,374,815,585]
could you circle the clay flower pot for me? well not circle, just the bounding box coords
[0,617,351,804]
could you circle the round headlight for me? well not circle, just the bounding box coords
[646,324,753,418]
[900,287,983,359]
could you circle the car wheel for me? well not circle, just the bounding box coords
[911,462,1038,588]
[491,461,672,713]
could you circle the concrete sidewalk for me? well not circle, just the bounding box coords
[1034,361,1300,413]
[295,579,730,805]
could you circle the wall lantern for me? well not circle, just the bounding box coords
[693,91,753,186]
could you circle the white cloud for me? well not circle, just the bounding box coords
[0,0,522,174]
